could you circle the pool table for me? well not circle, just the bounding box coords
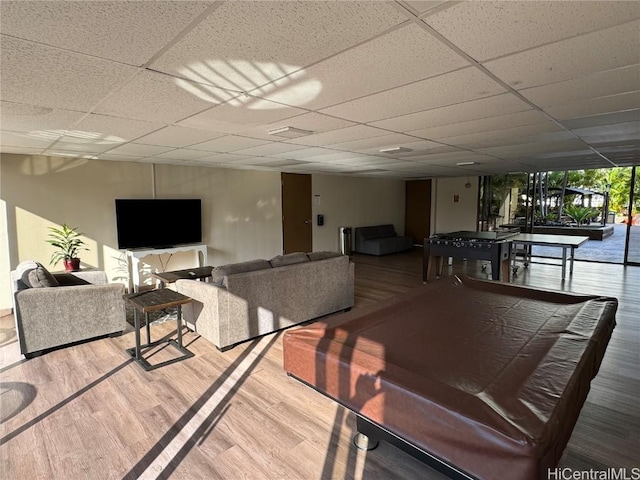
[283,275,617,480]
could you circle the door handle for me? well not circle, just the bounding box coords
[304,220,312,224]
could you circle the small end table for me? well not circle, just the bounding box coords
[124,288,194,371]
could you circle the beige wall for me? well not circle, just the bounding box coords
[433,177,479,233]
[1,154,411,310]
[0,154,284,307]
[153,164,282,263]
[312,174,406,251]
[0,198,10,313]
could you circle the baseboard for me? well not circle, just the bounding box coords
[0,308,13,317]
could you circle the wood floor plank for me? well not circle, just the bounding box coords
[1,250,638,479]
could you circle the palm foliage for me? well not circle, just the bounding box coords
[47,224,87,266]
[563,205,598,225]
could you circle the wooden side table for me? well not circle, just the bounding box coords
[151,265,213,288]
[124,288,194,371]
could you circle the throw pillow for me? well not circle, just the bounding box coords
[211,259,272,286]
[307,251,343,262]
[269,252,309,268]
[22,262,60,288]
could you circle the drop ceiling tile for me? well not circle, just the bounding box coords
[185,157,228,166]
[0,36,138,111]
[287,125,388,147]
[94,70,231,123]
[0,145,44,155]
[105,143,174,156]
[310,152,389,164]
[409,110,550,140]
[177,98,307,135]
[73,114,163,142]
[259,159,310,168]
[0,130,59,149]
[134,126,226,148]
[405,1,451,15]
[563,110,640,130]
[332,156,402,167]
[38,151,100,160]
[48,136,125,154]
[401,145,462,156]
[0,102,85,133]
[189,135,269,153]
[0,2,212,65]
[410,151,497,164]
[327,133,431,152]
[151,1,407,91]
[284,162,357,173]
[435,122,563,149]
[268,113,356,134]
[271,147,339,160]
[426,2,640,61]
[259,24,469,110]
[189,153,255,163]
[520,65,640,107]
[484,20,640,90]
[571,121,640,144]
[232,143,307,156]
[95,153,147,162]
[372,93,532,132]
[365,160,422,170]
[238,112,357,141]
[545,92,640,121]
[227,156,278,166]
[477,138,586,158]
[320,67,506,123]
[135,157,180,165]
[151,149,211,161]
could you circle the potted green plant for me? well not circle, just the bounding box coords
[47,224,88,272]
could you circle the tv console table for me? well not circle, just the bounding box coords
[126,244,208,293]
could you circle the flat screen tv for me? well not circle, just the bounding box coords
[115,199,202,249]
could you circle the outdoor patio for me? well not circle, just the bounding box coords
[531,223,639,264]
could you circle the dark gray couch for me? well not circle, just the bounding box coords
[354,224,413,255]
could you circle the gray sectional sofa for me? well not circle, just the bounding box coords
[354,224,413,255]
[175,251,354,351]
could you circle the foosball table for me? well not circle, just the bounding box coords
[423,230,518,283]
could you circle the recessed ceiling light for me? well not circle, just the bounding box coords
[456,161,476,166]
[267,126,313,138]
[380,147,412,154]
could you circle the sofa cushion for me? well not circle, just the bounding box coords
[22,262,60,288]
[211,259,271,286]
[270,252,310,268]
[307,251,343,262]
[377,224,397,238]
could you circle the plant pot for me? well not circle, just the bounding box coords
[64,258,81,272]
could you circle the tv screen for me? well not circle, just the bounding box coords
[115,199,202,249]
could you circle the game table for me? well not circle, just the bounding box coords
[283,276,617,479]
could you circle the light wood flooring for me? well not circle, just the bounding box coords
[1,251,638,479]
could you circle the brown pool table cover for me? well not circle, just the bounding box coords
[282,275,617,480]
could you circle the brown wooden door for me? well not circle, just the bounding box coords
[282,173,312,253]
[405,179,432,245]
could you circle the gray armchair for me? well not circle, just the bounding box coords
[11,262,126,357]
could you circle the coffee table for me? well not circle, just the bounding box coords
[151,266,213,288]
[124,288,194,371]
